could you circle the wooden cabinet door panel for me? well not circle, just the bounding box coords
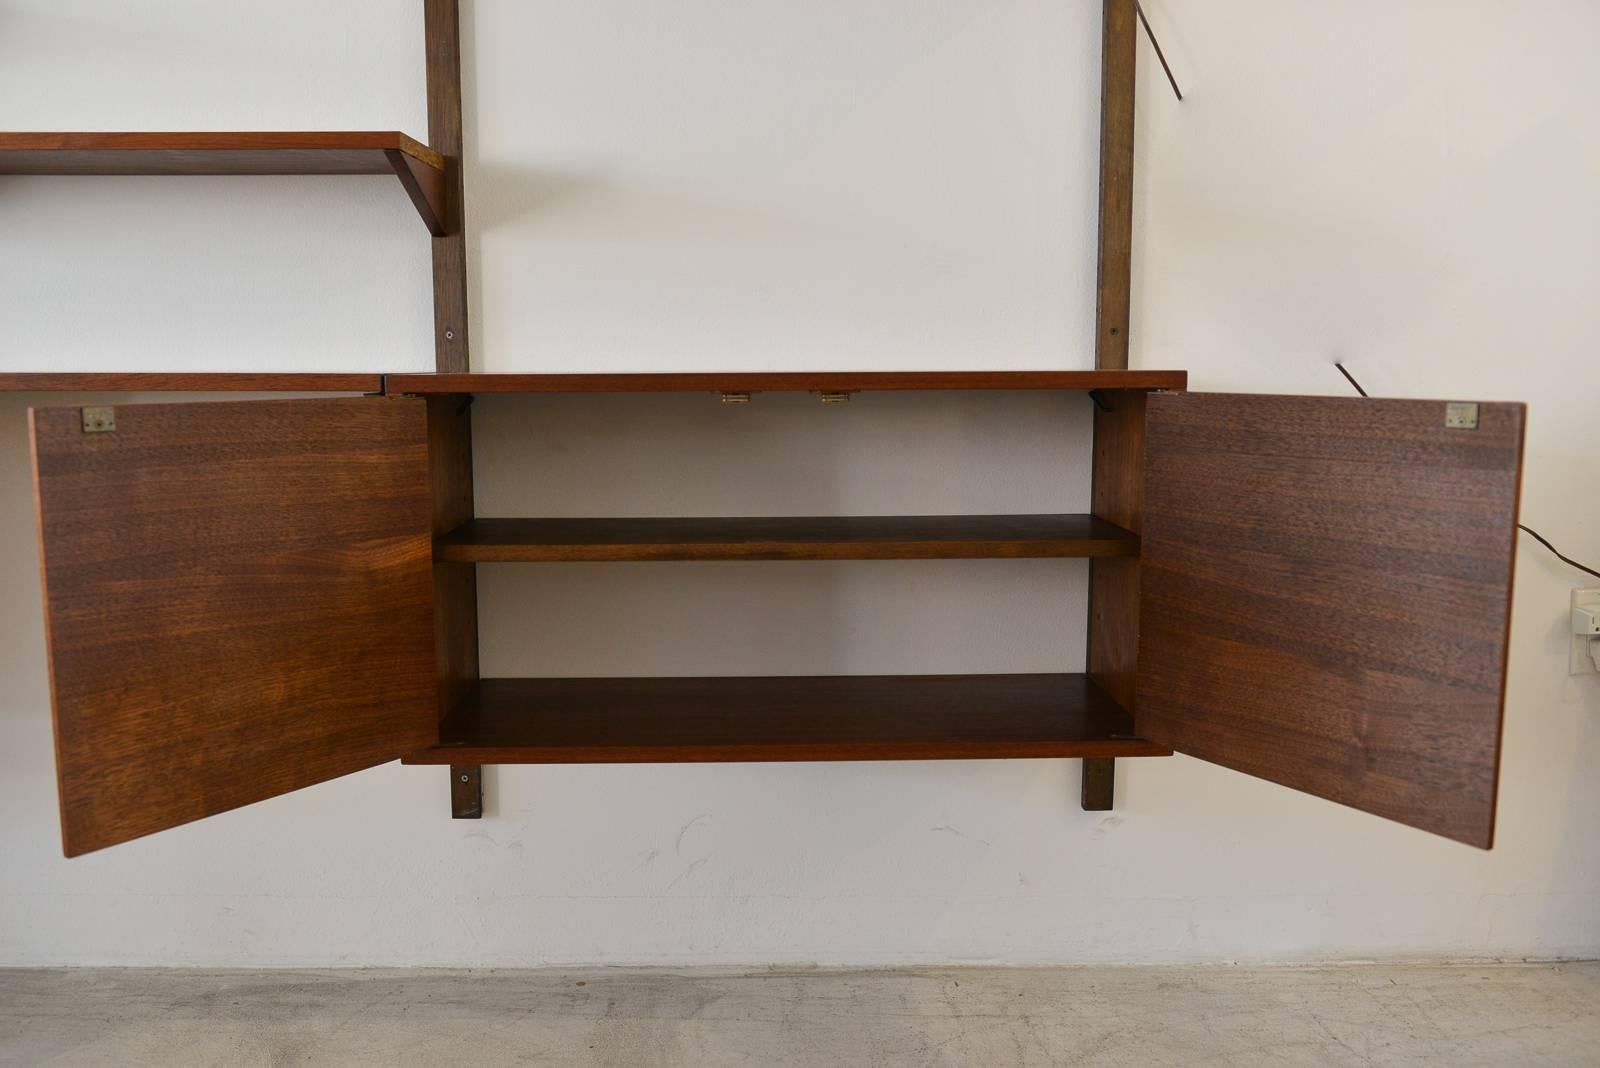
[1137,393,1524,848]
[30,397,437,856]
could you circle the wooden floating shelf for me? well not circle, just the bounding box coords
[0,373,384,393]
[404,674,1171,765]
[386,370,1189,395]
[0,132,449,235]
[436,514,1139,563]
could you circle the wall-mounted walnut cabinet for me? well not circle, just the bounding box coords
[17,371,1524,855]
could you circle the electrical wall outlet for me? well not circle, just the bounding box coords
[1572,588,1600,675]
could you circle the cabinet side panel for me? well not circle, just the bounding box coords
[428,395,479,719]
[1088,390,1147,709]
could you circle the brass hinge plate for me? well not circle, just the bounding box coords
[1444,402,1480,430]
[81,407,116,433]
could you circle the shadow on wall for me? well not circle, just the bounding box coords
[469,164,608,233]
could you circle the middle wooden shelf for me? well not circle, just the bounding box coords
[435,514,1139,563]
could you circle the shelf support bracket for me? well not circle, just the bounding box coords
[1081,758,1115,811]
[451,764,483,818]
[386,149,449,237]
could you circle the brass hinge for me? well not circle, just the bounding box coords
[81,407,116,433]
[1445,402,1480,430]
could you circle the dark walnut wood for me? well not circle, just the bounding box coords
[428,396,482,817]
[436,514,1139,563]
[386,370,1188,395]
[0,131,443,172]
[1080,757,1115,811]
[1094,0,1136,370]
[426,397,479,719]
[1087,390,1149,711]
[1136,393,1525,849]
[1084,1,1143,814]
[424,1,477,804]
[450,764,483,820]
[389,149,448,236]
[31,397,439,856]
[404,675,1171,765]
[0,373,382,393]
[425,0,470,369]
[0,132,448,235]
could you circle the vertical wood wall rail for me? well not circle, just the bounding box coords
[425,0,470,372]
[424,0,482,818]
[1083,0,1140,812]
[1094,0,1136,371]
[451,764,485,819]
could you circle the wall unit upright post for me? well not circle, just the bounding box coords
[1082,0,1139,811]
[423,0,483,818]
[425,0,470,372]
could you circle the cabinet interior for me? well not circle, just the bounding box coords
[403,376,1175,770]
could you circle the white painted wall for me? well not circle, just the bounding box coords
[0,0,1596,966]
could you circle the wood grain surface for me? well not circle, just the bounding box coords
[386,148,449,236]
[1135,393,1524,848]
[387,371,1188,395]
[0,131,442,173]
[1087,389,1149,711]
[0,131,446,232]
[31,397,438,856]
[1094,0,1137,370]
[405,674,1171,765]
[1085,1,1145,813]
[425,0,470,370]
[0,373,382,393]
[436,514,1139,563]
[426,396,480,722]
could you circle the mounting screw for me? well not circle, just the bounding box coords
[444,329,456,342]
[460,774,470,783]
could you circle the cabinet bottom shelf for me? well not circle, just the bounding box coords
[403,674,1170,764]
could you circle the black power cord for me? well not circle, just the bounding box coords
[1335,362,1369,397]
[1517,525,1600,581]
[1333,362,1600,582]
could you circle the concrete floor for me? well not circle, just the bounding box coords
[1,964,1597,1067]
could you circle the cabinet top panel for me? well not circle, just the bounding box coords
[0,131,442,175]
[386,370,1188,395]
[0,373,383,393]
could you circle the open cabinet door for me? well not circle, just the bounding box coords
[31,397,437,856]
[1136,393,1524,848]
